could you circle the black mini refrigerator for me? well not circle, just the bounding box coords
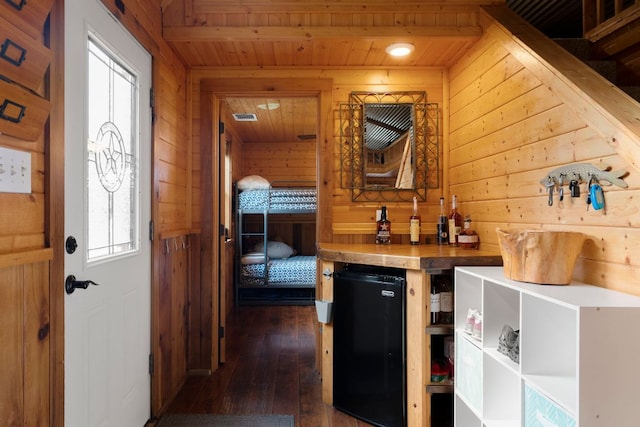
[333,267,406,427]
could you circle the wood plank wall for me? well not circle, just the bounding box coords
[154,36,192,415]
[154,45,192,415]
[156,244,189,404]
[241,141,317,183]
[449,19,640,295]
[0,260,50,426]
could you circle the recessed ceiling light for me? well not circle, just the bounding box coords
[385,43,414,57]
[257,102,280,110]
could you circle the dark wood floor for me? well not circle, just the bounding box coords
[163,305,375,427]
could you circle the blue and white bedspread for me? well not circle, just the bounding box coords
[240,255,316,288]
[238,188,316,212]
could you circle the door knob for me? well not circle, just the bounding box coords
[65,275,100,294]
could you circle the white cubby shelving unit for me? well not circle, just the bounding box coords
[454,266,640,427]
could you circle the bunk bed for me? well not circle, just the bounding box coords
[235,175,317,305]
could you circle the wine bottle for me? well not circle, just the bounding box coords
[458,215,480,249]
[439,274,454,324]
[448,195,462,246]
[376,206,391,244]
[430,280,441,324]
[436,197,448,245]
[410,196,421,245]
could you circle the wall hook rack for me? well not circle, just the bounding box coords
[540,163,627,210]
[539,163,628,188]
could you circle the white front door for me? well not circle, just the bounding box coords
[64,1,152,426]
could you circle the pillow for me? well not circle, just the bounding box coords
[237,175,270,190]
[253,241,295,259]
[241,252,266,265]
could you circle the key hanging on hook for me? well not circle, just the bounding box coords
[569,180,579,197]
[589,175,605,212]
[545,176,555,206]
[586,175,594,211]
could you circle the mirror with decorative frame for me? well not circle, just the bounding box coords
[340,91,439,202]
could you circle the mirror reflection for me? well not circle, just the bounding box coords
[340,91,439,202]
[363,103,414,189]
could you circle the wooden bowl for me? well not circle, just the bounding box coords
[496,228,585,285]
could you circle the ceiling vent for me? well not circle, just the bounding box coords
[232,113,258,121]
[297,134,316,141]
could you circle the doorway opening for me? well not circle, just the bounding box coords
[195,77,331,380]
[223,95,318,306]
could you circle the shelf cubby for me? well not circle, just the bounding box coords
[454,266,640,427]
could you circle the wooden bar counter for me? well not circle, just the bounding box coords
[317,243,502,427]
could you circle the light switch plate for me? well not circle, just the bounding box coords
[0,146,32,194]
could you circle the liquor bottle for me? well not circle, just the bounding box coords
[409,197,421,245]
[376,206,391,244]
[436,197,448,245]
[438,274,454,324]
[430,280,441,324]
[458,215,480,249]
[448,195,462,246]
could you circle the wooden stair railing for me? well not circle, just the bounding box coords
[583,0,640,42]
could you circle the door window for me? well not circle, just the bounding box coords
[86,38,139,262]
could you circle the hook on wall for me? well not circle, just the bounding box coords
[163,234,191,255]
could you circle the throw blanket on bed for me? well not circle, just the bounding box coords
[241,255,316,287]
[238,188,316,212]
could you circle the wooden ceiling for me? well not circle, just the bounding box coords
[161,1,496,142]
[224,97,318,143]
[160,1,490,68]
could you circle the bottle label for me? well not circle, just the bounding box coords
[430,293,441,312]
[437,222,448,245]
[410,218,420,243]
[458,235,479,244]
[441,291,453,312]
[376,220,391,244]
[376,233,391,244]
[448,219,456,244]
